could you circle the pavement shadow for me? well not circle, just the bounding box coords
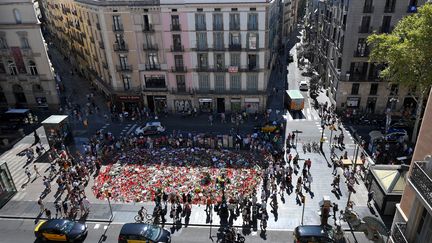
[260,230,267,240]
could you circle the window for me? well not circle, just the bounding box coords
[176,75,186,92]
[8,60,18,75]
[195,14,206,31]
[119,54,128,67]
[359,16,371,33]
[20,37,30,49]
[215,53,224,70]
[114,34,126,48]
[171,15,180,30]
[196,32,207,50]
[229,13,240,30]
[351,83,360,95]
[215,74,225,91]
[13,9,22,24]
[229,33,240,45]
[174,55,184,67]
[148,52,158,66]
[113,15,122,30]
[247,33,258,50]
[248,13,258,30]
[145,75,166,89]
[230,53,240,67]
[390,84,399,95]
[122,74,131,91]
[350,62,368,80]
[143,15,150,30]
[172,34,182,48]
[355,38,368,56]
[198,53,208,68]
[214,32,224,50]
[28,60,38,76]
[0,37,8,49]
[198,74,210,91]
[381,16,392,33]
[247,74,258,91]
[213,14,223,30]
[248,54,258,70]
[384,0,396,12]
[370,83,378,95]
[363,0,373,13]
[230,74,241,91]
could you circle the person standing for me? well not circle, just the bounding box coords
[54,201,62,218]
[44,208,52,219]
[332,203,339,220]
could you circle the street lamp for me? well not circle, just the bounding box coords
[346,135,363,209]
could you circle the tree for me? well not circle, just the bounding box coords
[367,3,432,143]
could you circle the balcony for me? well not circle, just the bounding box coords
[171,24,181,31]
[196,44,208,51]
[228,44,242,51]
[196,24,206,31]
[241,65,259,72]
[171,45,184,52]
[363,5,374,13]
[113,43,128,52]
[358,26,373,34]
[229,24,240,31]
[214,45,225,51]
[144,64,161,71]
[112,24,124,32]
[391,222,408,243]
[21,47,33,56]
[96,23,101,30]
[116,65,132,72]
[410,161,432,209]
[213,24,223,31]
[171,66,187,72]
[143,43,158,51]
[247,24,258,31]
[99,41,105,49]
[196,66,210,72]
[142,24,154,32]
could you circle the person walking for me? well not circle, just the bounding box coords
[44,208,52,219]
[367,191,375,207]
[37,197,44,213]
[34,164,41,178]
[332,203,339,220]
[25,167,31,182]
[54,201,62,218]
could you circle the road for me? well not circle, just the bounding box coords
[0,218,296,243]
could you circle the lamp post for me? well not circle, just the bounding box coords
[346,135,362,208]
[104,190,114,221]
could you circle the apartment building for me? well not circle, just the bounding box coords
[306,0,426,114]
[40,0,270,114]
[281,0,299,44]
[162,0,269,113]
[0,0,59,110]
[390,89,432,243]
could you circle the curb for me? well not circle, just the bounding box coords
[0,215,112,223]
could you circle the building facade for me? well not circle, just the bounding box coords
[0,0,59,110]
[305,0,426,114]
[390,89,432,243]
[39,0,270,114]
[281,0,299,44]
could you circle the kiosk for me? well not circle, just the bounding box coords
[41,115,72,149]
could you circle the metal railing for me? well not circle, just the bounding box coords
[142,24,154,32]
[113,43,128,52]
[144,64,161,71]
[171,66,187,72]
[171,45,184,52]
[411,161,432,209]
[171,24,181,31]
[112,24,124,32]
[116,65,132,72]
[391,222,408,243]
[143,43,158,50]
[228,44,241,51]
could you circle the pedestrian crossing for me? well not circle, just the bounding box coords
[283,108,321,122]
[120,123,138,136]
[0,128,51,190]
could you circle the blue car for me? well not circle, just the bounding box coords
[385,128,409,142]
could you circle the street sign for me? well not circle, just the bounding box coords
[293,130,303,133]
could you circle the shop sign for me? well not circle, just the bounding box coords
[118,95,141,101]
[347,97,360,107]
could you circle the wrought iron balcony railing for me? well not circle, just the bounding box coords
[391,222,408,243]
[410,161,432,209]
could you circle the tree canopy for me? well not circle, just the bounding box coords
[367,4,432,93]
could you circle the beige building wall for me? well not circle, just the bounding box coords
[0,0,59,110]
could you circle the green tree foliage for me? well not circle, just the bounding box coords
[367,4,432,92]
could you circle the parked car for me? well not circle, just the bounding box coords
[118,223,171,243]
[135,121,165,136]
[385,128,409,142]
[299,81,309,91]
[293,225,335,243]
[34,219,88,242]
